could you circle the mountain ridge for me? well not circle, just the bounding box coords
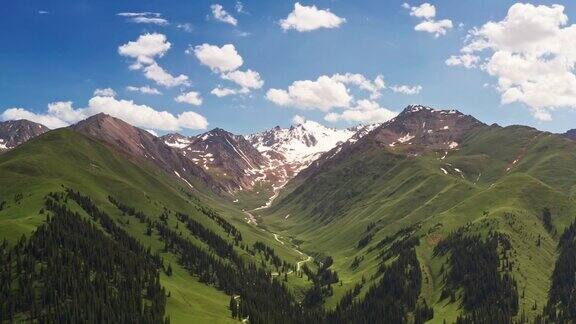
[0,119,49,150]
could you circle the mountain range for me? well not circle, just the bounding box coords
[1,105,576,323]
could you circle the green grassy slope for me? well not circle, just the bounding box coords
[259,125,576,320]
[0,129,306,323]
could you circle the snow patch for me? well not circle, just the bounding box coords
[397,133,415,143]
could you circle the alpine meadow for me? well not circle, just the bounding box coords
[2,1,576,323]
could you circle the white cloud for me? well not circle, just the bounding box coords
[414,19,453,37]
[292,115,306,125]
[175,91,203,106]
[267,73,410,124]
[390,85,422,95]
[38,10,50,15]
[447,3,576,120]
[280,2,346,32]
[190,43,243,73]
[177,23,194,33]
[222,69,264,90]
[445,54,480,68]
[265,73,390,110]
[1,95,208,130]
[131,16,169,26]
[211,87,240,97]
[119,33,190,88]
[117,12,161,17]
[1,108,68,129]
[117,12,168,25]
[210,4,238,26]
[235,1,246,13]
[408,3,436,19]
[266,75,351,111]
[404,3,452,37]
[324,100,398,123]
[93,88,116,97]
[143,63,190,88]
[191,44,263,96]
[331,73,386,99]
[126,85,162,95]
[118,33,171,68]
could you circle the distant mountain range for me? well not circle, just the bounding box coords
[0,119,49,150]
[565,128,576,140]
[2,106,576,322]
[2,107,574,200]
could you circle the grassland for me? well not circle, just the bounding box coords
[259,125,576,320]
[0,129,306,323]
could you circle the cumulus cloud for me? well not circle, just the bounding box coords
[119,33,190,88]
[447,3,576,120]
[93,88,116,97]
[192,44,263,96]
[266,75,351,111]
[126,85,162,95]
[266,73,411,123]
[221,69,264,91]
[406,2,435,19]
[445,54,480,68]
[1,108,69,129]
[331,73,386,99]
[1,94,208,130]
[390,85,422,95]
[324,100,398,123]
[118,33,171,69]
[404,3,453,37]
[210,4,237,26]
[265,73,392,111]
[175,91,203,106]
[143,63,190,88]
[292,115,306,125]
[414,19,453,37]
[280,2,346,32]
[190,43,243,73]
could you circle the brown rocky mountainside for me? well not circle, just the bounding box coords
[0,119,49,150]
[162,128,271,192]
[70,113,223,193]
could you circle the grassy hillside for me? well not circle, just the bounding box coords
[0,129,307,323]
[259,125,576,321]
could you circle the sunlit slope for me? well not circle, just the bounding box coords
[0,129,302,323]
[260,124,576,319]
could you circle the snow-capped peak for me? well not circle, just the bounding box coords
[248,120,356,164]
[163,133,192,149]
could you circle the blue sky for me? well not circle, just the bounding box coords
[1,0,576,135]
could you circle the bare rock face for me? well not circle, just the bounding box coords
[0,120,49,150]
[161,120,375,195]
[70,113,223,193]
[296,105,487,182]
[368,105,485,153]
[162,128,269,192]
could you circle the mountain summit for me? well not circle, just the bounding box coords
[71,113,220,192]
[0,119,49,150]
